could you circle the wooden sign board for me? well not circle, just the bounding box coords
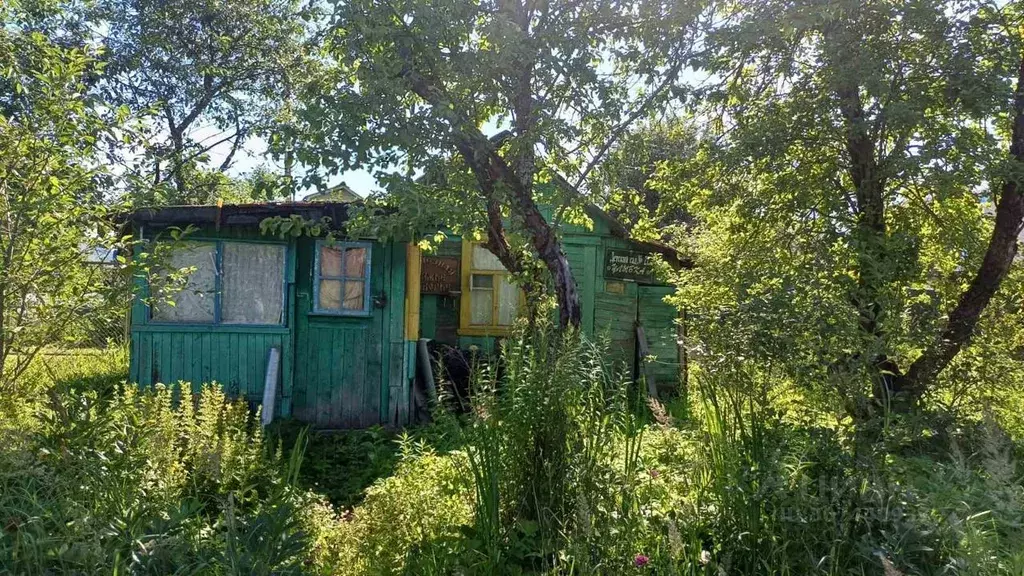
[421,256,461,294]
[604,249,655,283]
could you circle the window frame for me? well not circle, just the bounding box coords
[458,240,522,336]
[312,240,373,317]
[147,239,289,327]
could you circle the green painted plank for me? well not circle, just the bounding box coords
[129,332,140,384]
[202,333,213,385]
[248,335,259,400]
[281,283,295,418]
[157,333,170,385]
[174,332,188,388]
[340,328,357,427]
[293,319,309,420]
[379,243,393,424]
[317,328,332,426]
[133,324,289,334]
[581,245,597,335]
[308,327,321,425]
[238,333,250,398]
[187,333,199,389]
[388,242,408,426]
[332,329,347,427]
[358,329,374,427]
[138,332,151,386]
[251,334,263,400]
[420,295,438,340]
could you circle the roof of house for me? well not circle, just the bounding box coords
[126,199,690,268]
[303,183,362,203]
[126,201,356,229]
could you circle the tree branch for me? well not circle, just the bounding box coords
[898,54,1024,396]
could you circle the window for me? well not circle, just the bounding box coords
[314,241,371,315]
[459,242,521,334]
[150,241,286,325]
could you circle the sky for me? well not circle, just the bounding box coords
[198,127,379,199]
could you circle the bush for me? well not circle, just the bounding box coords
[4,335,1022,575]
[321,441,473,575]
[0,377,321,575]
[326,330,1024,576]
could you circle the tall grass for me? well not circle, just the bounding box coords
[0,357,329,575]
[457,329,647,573]
[328,330,1024,575]
[4,338,1022,575]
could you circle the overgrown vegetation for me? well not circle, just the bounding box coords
[4,335,1023,574]
[4,0,1024,574]
[316,331,1024,575]
[0,353,335,574]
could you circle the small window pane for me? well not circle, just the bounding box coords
[319,279,342,310]
[222,243,285,324]
[471,274,493,289]
[343,281,365,310]
[471,245,506,271]
[470,287,493,325]
[152,242,217,323]
[344,247,367,278]
[321,246,343,277]
[498,278,519,325]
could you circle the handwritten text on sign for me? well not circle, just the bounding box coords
[603,249,655,283]
[421,256,461,294]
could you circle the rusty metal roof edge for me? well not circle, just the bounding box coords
[121,201,361,229]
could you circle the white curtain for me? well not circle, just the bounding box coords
[151,242,218,323]
[222,243,286,324]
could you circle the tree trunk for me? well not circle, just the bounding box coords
[835,81,901,402]
[399,63,583,328]
[896,55,1024,398]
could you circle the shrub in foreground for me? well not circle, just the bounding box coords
[0,381,322,575]
[328,331,1024,575]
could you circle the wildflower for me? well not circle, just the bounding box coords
[700,549,712,565]
[634,554,649,568]
[646,398,674,427]
[649,468,660,479]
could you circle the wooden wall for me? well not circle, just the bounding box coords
[130,327,291,403]
[130,227,411,427]
[412,229,683,396]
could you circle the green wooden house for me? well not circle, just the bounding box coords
[126,201,686,428]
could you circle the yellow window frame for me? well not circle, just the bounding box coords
[458,240,522,336]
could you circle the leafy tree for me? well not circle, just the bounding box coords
[96,0,314,204]
[294,0,713,327]
[0,3,132,388]
[666,0,1023,413]
[594,118,698,244]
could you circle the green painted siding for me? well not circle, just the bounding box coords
[637,285,680,392]
[292,237,398,429]
[129,231,295,416]
[594,283,638,376]
[130,227,406,428]
[384,242,409,426]
[131,328,289,404]
[563,240,598,335]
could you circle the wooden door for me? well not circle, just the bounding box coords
[636,285,681,394]
[292,238,386,428]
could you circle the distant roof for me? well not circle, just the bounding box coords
[125,201,356,229]
[303,183,361,203]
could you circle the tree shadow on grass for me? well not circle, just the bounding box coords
[269,419,466,510]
